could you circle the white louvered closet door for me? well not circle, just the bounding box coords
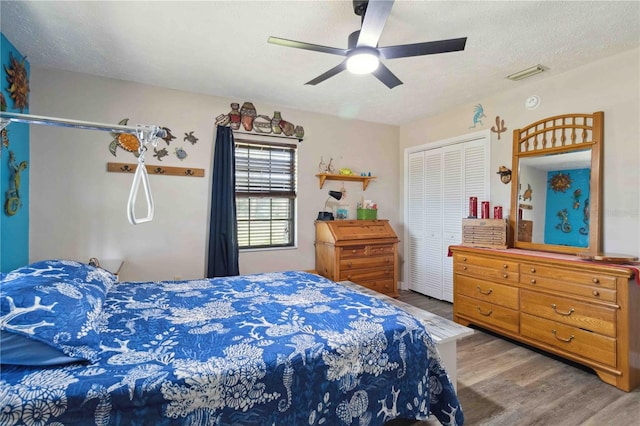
[423,150,444,298]
[441,145,463,302]
[407,152,426,295]
[405,133,489,302]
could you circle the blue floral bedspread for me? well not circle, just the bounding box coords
[1,268,463,425]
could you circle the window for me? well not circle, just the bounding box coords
[235,140,297,249]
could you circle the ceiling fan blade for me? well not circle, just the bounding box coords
[357,0,395,48]
[305,61,348,86]
[372,62,402,89]
[268,36,348,56]
[379,37,467,59]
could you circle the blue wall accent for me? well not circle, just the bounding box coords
[544,168,590,247]
[1,33,30,272]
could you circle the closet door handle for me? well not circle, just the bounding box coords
[552,330,574,343]
[551,304,575,316]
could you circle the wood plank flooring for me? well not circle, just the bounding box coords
[392,290,640,426]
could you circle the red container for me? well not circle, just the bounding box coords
[481,201,490,219]
[494,206,503,219]
[469,197,478,218]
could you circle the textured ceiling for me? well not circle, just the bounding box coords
[1,1,638,125]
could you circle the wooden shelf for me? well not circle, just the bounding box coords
[316,173,375,190]
[107,162,204,177]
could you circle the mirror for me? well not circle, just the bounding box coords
[509,112,603,255]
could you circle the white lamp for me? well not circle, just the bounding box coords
[346,47,380,74]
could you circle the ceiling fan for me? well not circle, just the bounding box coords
[268,0,467,89]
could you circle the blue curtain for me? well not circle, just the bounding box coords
[207,126,239,277]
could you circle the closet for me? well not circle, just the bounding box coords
[405,132,490,302]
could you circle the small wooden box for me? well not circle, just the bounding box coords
[461,218,508,249]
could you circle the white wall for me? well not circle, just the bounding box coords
[399,48,640,259]
[29,67,399,281]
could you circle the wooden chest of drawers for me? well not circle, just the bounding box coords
[315,220,399,297]
[450,245,639,392]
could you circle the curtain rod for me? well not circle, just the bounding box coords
[0,112,167,139]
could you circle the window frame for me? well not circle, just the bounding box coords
[234,138,297,250]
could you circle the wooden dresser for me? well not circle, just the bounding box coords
[450,245,639,392]
[315,220,399,297]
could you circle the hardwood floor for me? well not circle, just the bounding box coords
[395,290,640,426]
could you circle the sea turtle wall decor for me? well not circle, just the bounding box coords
[184,131,198,145]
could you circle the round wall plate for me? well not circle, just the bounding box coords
[525,95,541,110]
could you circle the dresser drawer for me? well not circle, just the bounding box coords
[456,294,519,333]
[455,262,519,284]
[358,279,395,295]
[341,255,394,270]
[520,273,616,303]
[520,290,616,337]
[520,263,616,289]
[521,313,616,366]
[455,275,519,309]
[340,246,367,258]
[367,244,395,256]
[455,253,519,272]
[340,266,394,282]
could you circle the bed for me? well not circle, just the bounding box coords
[0,260,463,425]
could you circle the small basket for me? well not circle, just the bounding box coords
[357,208,378,220]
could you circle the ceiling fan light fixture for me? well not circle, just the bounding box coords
[346,47,379,74]
[506,64,546,81]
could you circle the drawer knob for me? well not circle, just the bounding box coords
[347,262,352,267]
[530,279,537,285]
[530,268,536,273]
[476,285,493,295]
[385,258,390,263]
[463,266,467,270]
[503,264,508,269]
[476,306,493,316]
[502,273,508,279]
[551,304,575,316]
[592,278,600,284]
[352,249,357,254]
[592,290,600,297]
[552,329,575,343]
[462,257,467,262]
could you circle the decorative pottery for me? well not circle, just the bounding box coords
[271,111,282,134]
[253,115,272,133]
[215,114,230,127]
[294,125,305,139]
[229,103,241,130]
[279,119,295,136]
[240,102,257,131]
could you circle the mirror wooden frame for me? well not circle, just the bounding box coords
[509,112,603,255]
